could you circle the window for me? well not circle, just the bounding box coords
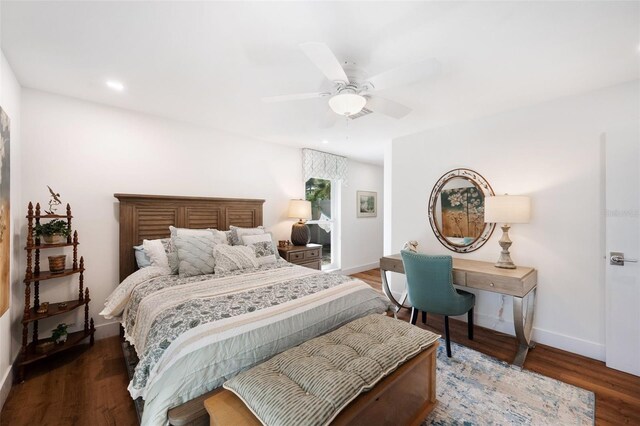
[305,178,339,270]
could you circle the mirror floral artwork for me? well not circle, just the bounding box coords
[440,186,485,241]
[428,168,495,253]
[0,107,10,316]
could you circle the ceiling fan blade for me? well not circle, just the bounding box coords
[367,58,441,91]
[261,92,330,103]
[300,42,349,84]
[366,96,412,119]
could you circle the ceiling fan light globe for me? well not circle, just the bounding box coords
[328,93,366,116]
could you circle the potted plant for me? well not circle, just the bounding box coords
[34,219,70,244]
[51,323,68,344]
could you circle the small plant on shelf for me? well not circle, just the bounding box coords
[51,323,68,344]
[33,219,71,244]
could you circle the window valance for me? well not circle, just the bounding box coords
[302,149,348,184]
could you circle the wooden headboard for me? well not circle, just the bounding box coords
[114,194,265,281]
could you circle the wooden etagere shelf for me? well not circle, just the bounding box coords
[17,202,95,382]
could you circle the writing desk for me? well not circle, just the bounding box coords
[380,254,537,367]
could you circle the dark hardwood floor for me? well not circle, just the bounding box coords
[2,268,639,425]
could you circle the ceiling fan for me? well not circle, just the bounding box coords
[262,42,441,122]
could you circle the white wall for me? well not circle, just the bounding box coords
[0,52,21,411]
[341,160,384,274]
[386,80,639,360]
[18,89,385,348]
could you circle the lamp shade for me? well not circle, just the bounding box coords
[328,93,367,116]
[288,199,312,220]
[484,195,530,224]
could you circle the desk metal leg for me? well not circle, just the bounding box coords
[513,288,536,368]
[380,268,408,316]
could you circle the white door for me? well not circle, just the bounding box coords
[604,126,640,375]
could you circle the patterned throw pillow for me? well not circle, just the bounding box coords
[242,233,277,265]
[172,234,218,278]
[229,225,265,246]
[213,244,259,274]
[161,238,180,275]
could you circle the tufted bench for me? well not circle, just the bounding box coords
[204,314,440,426]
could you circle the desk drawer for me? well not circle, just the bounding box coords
[380,257,405,273]
[466,272,523,295]
[299,260,321,270]
[452,271,466,286]
[304,249,321,260]
[289,251,305,262]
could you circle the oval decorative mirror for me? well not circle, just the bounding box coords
[428,168,495,253]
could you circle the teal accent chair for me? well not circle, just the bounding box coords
[400,250,475,357]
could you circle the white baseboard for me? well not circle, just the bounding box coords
[0,366,12,412]
[394,303,606,361]
[94,321,121,340]
[341,261,380,276]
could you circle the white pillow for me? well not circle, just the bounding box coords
[230,226,265,245]
[169,226,228,245]
[242,233,277,265]
[100,266,170,319]
[213,245,259,274]
[143,239,169,268]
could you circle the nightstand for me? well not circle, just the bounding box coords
[278,244,322,270]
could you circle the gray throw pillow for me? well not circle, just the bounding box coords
[229,225,265,246]
[134,245,151,268]
[172,234,218,278]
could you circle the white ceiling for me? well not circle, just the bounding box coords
[2,1,639,164]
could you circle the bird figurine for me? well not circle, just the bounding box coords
[44,186,62,214]
[402,240,419,253]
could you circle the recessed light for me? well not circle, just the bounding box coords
[106,80,124,91]
[322,140,329,144]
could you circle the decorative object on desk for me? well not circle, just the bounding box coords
[57,302,67,309]
[288,199,312,246]
[51,323,68,344]
[484,194,530,269]
[44,185,62,215]
[34,219,71,244]
[0,106,10,317]
[36,302,49,314]
[402,240,419,252]
[357,191,377,218]
[48,255,66,273]
[278,240,287,248]
[428,168,495,253]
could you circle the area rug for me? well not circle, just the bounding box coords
[424,340,595,425]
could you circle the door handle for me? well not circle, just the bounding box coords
[610,252,639,266]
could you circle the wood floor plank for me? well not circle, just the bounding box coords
[1,268,638,425]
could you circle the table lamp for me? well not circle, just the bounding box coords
[288,199,312,246]
[484,195,530,269]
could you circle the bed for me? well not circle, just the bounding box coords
[108,194,391,426]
